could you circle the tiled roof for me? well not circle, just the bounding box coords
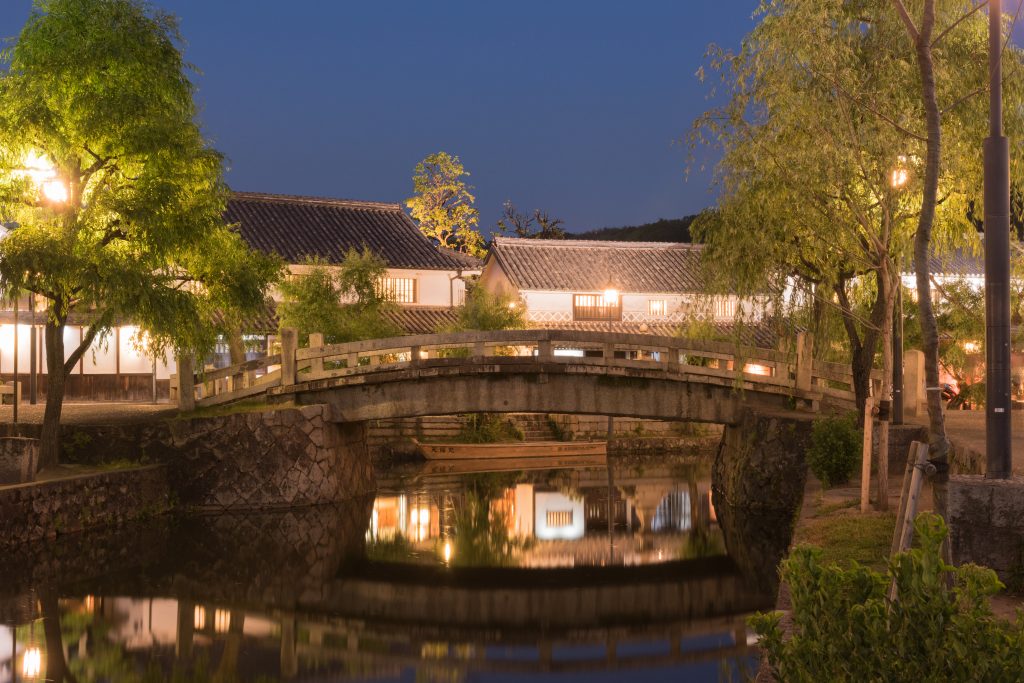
[227,192,482,271]
[488,237,706,293]
[532,320,777,349]
[924,247,984,277]
[384,306,461,335]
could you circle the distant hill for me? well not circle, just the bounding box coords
[572,216,698,243]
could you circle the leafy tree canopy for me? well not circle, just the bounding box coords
[277,249,401,344]
[0,0,281,465]
[405,151,485,257]
[442,283,526,332]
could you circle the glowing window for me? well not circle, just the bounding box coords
[649,300,667,316]
[377,277,417,303]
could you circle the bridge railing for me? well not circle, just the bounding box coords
[173,329,848,410]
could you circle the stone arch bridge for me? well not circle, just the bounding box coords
[173,329,863,424]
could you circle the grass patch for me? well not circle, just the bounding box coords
[793,510,896,571]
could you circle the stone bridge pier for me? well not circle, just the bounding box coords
[712,409,814,592]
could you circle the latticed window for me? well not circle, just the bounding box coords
[713,297,737,319]
[649,299,667,316]
[546,510,574,528]
[573,293,621,321]
[377,277,417,303]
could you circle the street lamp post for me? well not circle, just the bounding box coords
[985,0,1012,479]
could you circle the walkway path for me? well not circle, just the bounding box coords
[0,402,175,425]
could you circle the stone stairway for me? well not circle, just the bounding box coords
[509,413,558,442]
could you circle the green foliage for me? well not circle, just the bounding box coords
[452,488,530,567]
[0,0,281,358]
[457,413,523,443]
[495,201,566,239]
[277,249,401,344]
[405,151,484,257]
[806,413,861,488]
[689,0,1024,409]
[754,514,1024,682]
[443,283,526,332]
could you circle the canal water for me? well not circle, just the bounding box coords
[0,454,787,682]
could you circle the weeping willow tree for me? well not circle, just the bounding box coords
[0,0,281,467]
[690,0,1024,425]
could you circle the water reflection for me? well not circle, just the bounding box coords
[0,455,784,682]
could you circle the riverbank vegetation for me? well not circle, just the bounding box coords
[757,514,1024,681]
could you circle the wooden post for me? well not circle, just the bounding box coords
[309,332,324,377]
[894,442,930,553]
[860,396,874,512]
[876,417,890,512]
[795,332,814,392]
[280,327,297,387]
[177,354,195,412]
[891,441,923,555]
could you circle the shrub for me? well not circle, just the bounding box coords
[806,413,861,488]
[753,514,1024,682]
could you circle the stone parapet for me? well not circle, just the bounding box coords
[949,475,1024,586]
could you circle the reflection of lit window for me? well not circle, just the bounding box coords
[443,540,452,564]
[649,300,667,316]
[215,609,231,634]
[743,363,772,377]
[83,595,95,613]
[546,510,574,528]
[194,606,206,630]
[22,647,42,679]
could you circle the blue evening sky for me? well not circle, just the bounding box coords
[2,2,1019,234]
[0,1,760,233]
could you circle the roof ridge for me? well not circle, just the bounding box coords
[231,191,402,211]
[492,236,700,249]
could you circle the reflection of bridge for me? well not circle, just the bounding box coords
[2,504,773,680]
[176,329,858,422]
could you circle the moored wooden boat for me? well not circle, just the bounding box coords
[418,453,607,475]
[413,439,607,460]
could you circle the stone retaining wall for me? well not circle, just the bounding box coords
[949,475,1024,586]
[0,465,170,546]
[59,405,375,510]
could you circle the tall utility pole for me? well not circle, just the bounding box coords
[985,0,1012,479]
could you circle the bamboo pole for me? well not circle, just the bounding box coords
[890,441,920,555]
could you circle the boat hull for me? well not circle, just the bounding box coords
[414,439,607,460]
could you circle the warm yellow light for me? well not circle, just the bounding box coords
[83,595,95,613]
[41,179,68,203]
[744,363,772,377]
[964,341,980,353]
[17,151,67,203]
[194,605,206,630]
[507,301,517,310]
[443,540,452,564]
[603,288,619,305]
[891,156,909,189]
[22,647,42,679]
[214,609,230,634]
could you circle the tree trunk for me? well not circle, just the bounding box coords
[39,317,67,470]
[835,280,886,419]
[227,326,246,366]
[910,1,951,514]
[876,261,898,511]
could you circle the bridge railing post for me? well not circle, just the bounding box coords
[281,327,298,387]
[176,353,195,412]
[473,340,486,358]
[537,339,552,360]
[603,342,616,363]
[308,332,324,377]
[410,345,421,366]
[794,332,814,392]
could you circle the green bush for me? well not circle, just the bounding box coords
[806,413,861,488]
[753,514,1024,682]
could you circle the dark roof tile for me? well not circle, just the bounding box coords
[489,237,706,293]
[227,192,482,271]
